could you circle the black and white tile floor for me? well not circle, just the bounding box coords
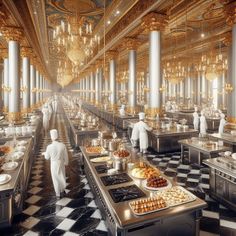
[2,110,236,235]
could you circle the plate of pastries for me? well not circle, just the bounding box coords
[85,146,104,154]
[143,176,172,191]
[0,146,12,154]
[131,162,160,179]
[129,196,168,215]
[155,186,196,207]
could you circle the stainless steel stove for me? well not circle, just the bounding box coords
[101,173,132,186]
[108,184,146,203]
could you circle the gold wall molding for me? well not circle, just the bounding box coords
[106,50,118,61]
[21,46,33,58]
[8,111,21,122]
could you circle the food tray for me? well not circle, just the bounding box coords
[143,178,172,191]
[129,197,169,216]
[155,186,197,207]
[85,146,104,154]
[90,156,111,163]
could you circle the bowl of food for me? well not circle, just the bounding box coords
[113,149,130,160]
[224,151,232,157]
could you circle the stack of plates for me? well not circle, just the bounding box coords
[10,151,24,161]
[17,140,28,146]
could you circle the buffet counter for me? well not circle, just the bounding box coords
[82,103,138,129]
[210,133,236,152]
[179,138,231,164]
[0,138,34,227]
[203,156,236,211]
[165,111,220,132]
[81,146,206,236]
[126,119,198,153]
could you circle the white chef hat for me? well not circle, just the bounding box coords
[50,129,58,141]
[220,113,225,118]
[139,112,145,120]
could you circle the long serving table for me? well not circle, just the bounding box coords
[210,133,236,152]
[125,119,198,153]
[81,147,207,236]
[165,111,220,132]
[178,139,231,165]
[0,138,34,227]
[82,103,138,129]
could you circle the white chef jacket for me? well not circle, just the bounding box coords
[219,118,226,134]
[193,112,199,130]
[200,115,207,134]
[52,100,58,113]
[45,141,68,196]
[136,121,152,150]
[42,107,50,130]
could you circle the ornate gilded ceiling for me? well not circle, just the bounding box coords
[0,0,234,87]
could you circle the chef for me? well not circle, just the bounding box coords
[136,112,152,153]
[44,129,68,198]
[218,113,226,135]
[193,107,199,130]
[52,99,58,113]
[42,104,50,132]
[119,104,126,116]
[200,110,207,135]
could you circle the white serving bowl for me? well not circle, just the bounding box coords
[15,145,26,152]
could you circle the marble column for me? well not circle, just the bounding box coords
[30,64,36,109]
[142,13,167,117]
[86,75,90,101]
[40,74,43,103]
[21,48,31,113]
[98,67,103,105]
[90,71,95,103]
[0,64,3,111]
[7,38,22,121]
[228,24,236,122]
[2,51,9,113]
[95,68,99,105]
[107,51,117,110]
[126,38,138,114]
[36,70,40,105]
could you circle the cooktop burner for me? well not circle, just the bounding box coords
[95,164,111,174]
[101,173,132,186]
[109,185,146,203]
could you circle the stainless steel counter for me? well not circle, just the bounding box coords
[203,157,236,211]
[82,103,138,129]
[0,138,34,227]
[210,133,236,152]
[81,147,207,235]
[126,119,198,153]
[165,111,220,132]
[179,139,231,164]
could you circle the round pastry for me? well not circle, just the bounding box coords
[147,176,168,188]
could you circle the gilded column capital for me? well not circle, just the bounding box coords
[141,12,168,33]
[21,47,33,58]
[1,26,24,42]
[123,38,141,50]
[0,48,8,59]
[95,59,103,69]
[224,1,236,26]
[106,50,118,61]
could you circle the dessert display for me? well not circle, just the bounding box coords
[144,176,172,191]
[85,146,103,154]
[8,151,24,161]
[131,162,160,179]
[155,186,196,207]
[0,146,12,154]
[131,167,160,179]
[113,149,130,159]
[90,156,111,163]
[129,196,168,215]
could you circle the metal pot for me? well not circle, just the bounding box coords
[91,138,100,146]
[108,140,120,152]
[101,139,109,149]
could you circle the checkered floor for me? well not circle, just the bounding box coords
[2,107,236,235]
[147,152,236,236]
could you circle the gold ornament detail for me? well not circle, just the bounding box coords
[141,12,168,33]
[21,47,33,58]
[1,26,24,42]
[123,38,141,50]
[8,112,22,123]
[224,2,236,26]
[0,48,8,59]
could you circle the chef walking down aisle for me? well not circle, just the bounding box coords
[42,104,50,133]
[136,112,152,153]
[44,129,69,198]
